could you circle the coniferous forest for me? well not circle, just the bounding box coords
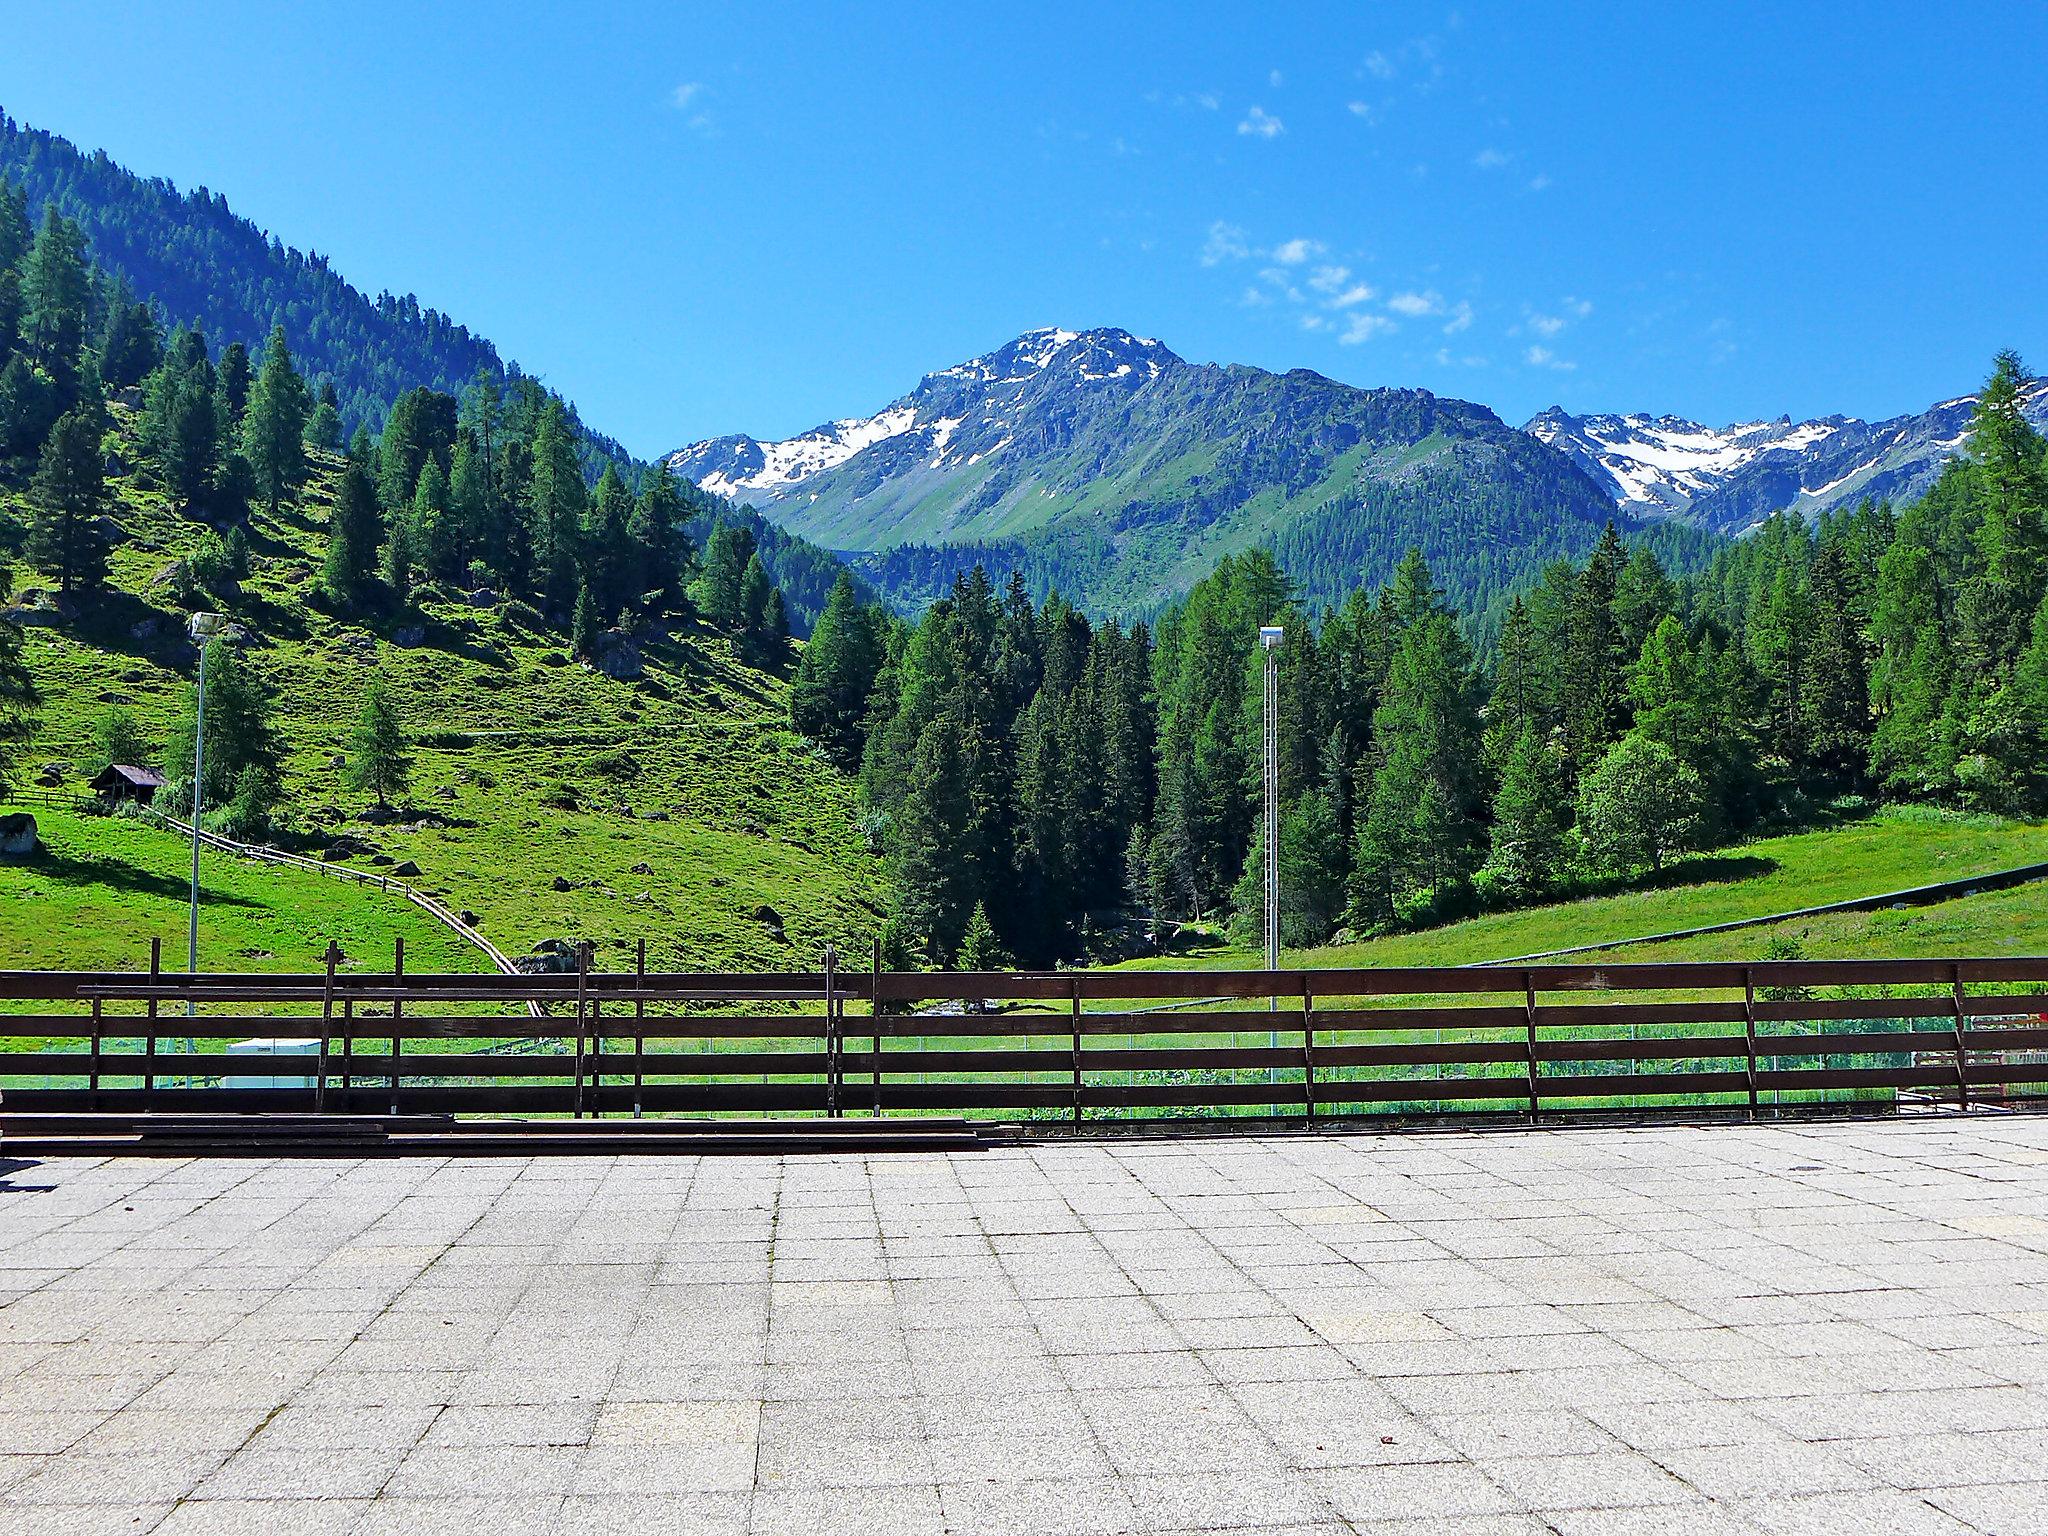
[792,352,2048,968]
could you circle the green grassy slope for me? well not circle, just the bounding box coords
[0,804,479,975]
[1,410,885,973]
[1122,807,2048,974]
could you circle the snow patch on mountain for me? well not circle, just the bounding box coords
[1526,380,2048,533]
[667,327,1173,505]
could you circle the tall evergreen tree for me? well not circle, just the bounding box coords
[345,675,413,809]
[322,459,381,602]
[216,340,252,426]
[1483,728,1569,899]
[19,205,89,401]
[790,572,884,768]
[240,324,309,512]
[24,406,109,596]
[526,400,585,612]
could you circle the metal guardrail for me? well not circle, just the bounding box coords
[1,956,2044,1127]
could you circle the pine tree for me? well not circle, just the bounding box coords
[20,206,90,401]
[571,580,601,660]
[1484,728,1569,899]
[345,675,413,808]
[96,299,161,389]
[740,552,775,638]
[240,324,309,512]
[24,406,109,596]
[412,458,458,584]
[584,464,635,620]
[322,460,381,602]
[383,505,416,603]
[694,521,755,628]
[142,338,221,510]
[1957,350,2048,673]
[0,352,57,461]
[523,400,583,612]
[1483,595,1544,768]
[956,902,1009,972]
[1562,522,1630,778]
[630,459,690,611]
[1349,602,1485,927]
[303,380,342,451]
[790,573,885,766]
[1802,536,1871,790]
[215,340,252,425]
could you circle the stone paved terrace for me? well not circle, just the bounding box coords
[3,1120,2048,1534]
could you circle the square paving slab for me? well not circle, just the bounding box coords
[3,1118,2048,1533]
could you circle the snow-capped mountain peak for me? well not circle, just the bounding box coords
[668,327,1175,505]
[1525,381,2047,533]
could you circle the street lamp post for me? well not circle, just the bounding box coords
[1259,625,1283,1090]
[184,614,223,1055]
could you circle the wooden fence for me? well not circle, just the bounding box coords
[3,952,2046,1127]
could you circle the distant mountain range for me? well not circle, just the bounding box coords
[668,327,1691,618]
[1525,381,2047,534]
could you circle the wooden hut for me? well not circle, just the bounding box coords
[89,764,167,806]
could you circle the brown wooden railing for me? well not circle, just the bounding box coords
[2,955,2046,1125]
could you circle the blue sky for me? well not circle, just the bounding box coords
[5,3,2045,457]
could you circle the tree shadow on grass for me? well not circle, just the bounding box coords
[8,848,263,909]
[1631,853,1781,894]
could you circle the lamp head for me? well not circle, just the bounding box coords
[1258,625,1284,650]
[187,612,224,642]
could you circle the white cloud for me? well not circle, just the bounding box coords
[1345,100,1378,123]
[1300,314,1330,332]
[1200,221,1250,266]
[1442,300,1474,334]
[1473,147,1509,170]
[1268,68,1285,87]
[1238,106,1285,139]
[1271,237,1322,265]
[1193,91,1220,110]
[1525,345,1576,371]
[670,82,702,109]
[1528,312,1566,337]
[1387,289,1444,318]
[1306,264,1351,293]
[1564,296,1594,318]
[1341,313,1397,345]
[1528,173,1553,192]
[1241,286,1273,307]
[1363,49,1396,80]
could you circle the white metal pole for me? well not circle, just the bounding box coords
[1259,625,1284,1095]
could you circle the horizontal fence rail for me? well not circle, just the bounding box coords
[1,955,2045,1128]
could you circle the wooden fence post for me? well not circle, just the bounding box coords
[1951,962,1971,1111]
[634,938,646,1121]
[340,998,353,1105]
[871,934,883,1119]
[1070,976,1084,1127]
[143,937,160,1097]
[316,941,338,1113]
[1302,976,1317,1123]
[389,937,403,1117]
[572,942,592,1120]
[1522,971,1540,1125]
[1742,967,1760,1120]
[823,945,840,1118]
